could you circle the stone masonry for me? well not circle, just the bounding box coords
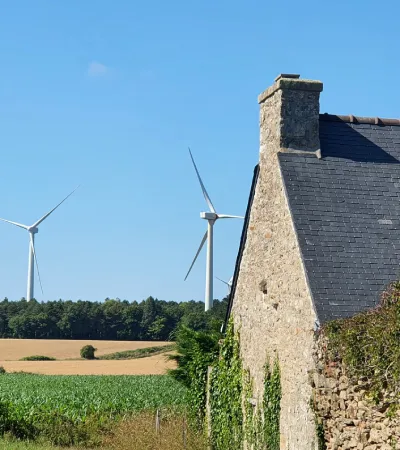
[231,75,323,449]
[312,337,400,450]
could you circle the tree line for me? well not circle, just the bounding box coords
[0,296,228,341]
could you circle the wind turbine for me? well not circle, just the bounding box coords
[0,186,79,301]
[184,149,243,311]
[216,276,233,295]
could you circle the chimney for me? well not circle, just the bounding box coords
[258,74,323,156]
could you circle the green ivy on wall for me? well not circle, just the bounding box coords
[263,358,281,450]
[209,319,282,450]
[209,320,244,449]
[322,281,400,403]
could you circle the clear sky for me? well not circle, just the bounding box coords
[0,0,399,303]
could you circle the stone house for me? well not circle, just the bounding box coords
[224,74,400,449]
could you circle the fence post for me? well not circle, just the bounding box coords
[182,414,187,449]
[155,408,160,434]
[206,366,213,449]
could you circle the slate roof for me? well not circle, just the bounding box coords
[279,116,400,323]
[225,115,400,329]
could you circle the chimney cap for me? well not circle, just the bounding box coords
[274,74,300,82]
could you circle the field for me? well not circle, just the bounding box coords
[0,339,174,375]
[0,373,186,418]
[0,340,190,448]
[0,373,189,446]
[0,339,170,360]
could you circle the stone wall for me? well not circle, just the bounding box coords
[312,338,400,450]
[231,75,323,449]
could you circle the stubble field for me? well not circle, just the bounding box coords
[0,339,174,375]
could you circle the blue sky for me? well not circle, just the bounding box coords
[0,0,399,303]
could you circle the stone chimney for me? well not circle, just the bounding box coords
[258,74,323,157]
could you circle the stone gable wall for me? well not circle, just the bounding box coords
[231,77,322,449]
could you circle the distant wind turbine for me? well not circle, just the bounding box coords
[0,186,80,301]
[184,149,243,311]
[216,276,233,295]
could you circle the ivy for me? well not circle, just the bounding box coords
[209,320,244,449]
[209,320,282,450]
[263,358,281,450]
[170,318,282,449]
[322,281,400,402]
[315,418,326,450]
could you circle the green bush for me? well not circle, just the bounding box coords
[20,355,56,361]
[168,326,220,425]
[80,345,97,360]
[0,366,6,374]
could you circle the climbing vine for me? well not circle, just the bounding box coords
[170,318,283,449]
[322,281,400,403]
[209,319,282,449]
[263,358,281,450]
[209,320,244,449]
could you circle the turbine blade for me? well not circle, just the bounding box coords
[217,214,245,219]
[33,185,80,227]
[188,148,216,213]
[216,276,229,286]
[30,235,44,296]
[0,218,29,230]
[184,231,208,281]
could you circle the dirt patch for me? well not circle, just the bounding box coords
[0,353,176,375]
[0,339,171,361]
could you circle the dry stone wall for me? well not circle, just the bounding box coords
[312,338,400,450]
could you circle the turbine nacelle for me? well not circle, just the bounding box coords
[28,226,39,234]
[200,212,217,221]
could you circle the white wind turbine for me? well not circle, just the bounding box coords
[216,276,233,295]
[0,187,79,301]
[184,149,243,311]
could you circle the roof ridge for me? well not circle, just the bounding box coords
[320,113,400,126]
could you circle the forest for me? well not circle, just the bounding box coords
[0,296,228,341]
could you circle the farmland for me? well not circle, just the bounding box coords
[0,374,186,418]
[0,339,192,447]
[0,373,188,446]
[0,339,171,360]
[0,339,174,375]
[0,353,175,375]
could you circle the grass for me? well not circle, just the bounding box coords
[0,373,187,446]
[19,356,56,361]
[0,440,66,449]
[0,413,206,450]
[103,412,206,450]
[98,344,175,360]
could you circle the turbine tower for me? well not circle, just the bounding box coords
[0,187,79,301]
[184,149,243,311]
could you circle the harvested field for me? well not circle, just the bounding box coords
[0,339,171,360]
[0,353,175,375]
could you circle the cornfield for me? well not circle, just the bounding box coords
[0,373,188,445]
